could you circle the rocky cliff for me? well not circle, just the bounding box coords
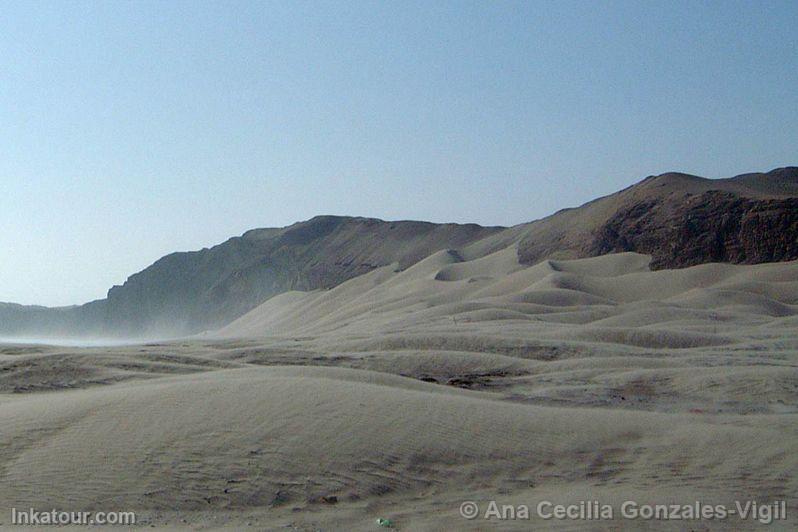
[588,191,798,269]
[514,167,798,268]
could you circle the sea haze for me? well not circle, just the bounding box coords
[0,337,160,348]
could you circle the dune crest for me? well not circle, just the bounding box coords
[219,252,798,344]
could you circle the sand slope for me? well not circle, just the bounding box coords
[220,250,798,344]
[2,251,797,529]
[1,365,795,530]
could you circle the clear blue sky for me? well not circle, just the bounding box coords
[1,0,796,306]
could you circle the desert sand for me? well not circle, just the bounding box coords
[1,251,796,530]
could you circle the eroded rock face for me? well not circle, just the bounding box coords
[588,192,798,269]
[516,167,798,269]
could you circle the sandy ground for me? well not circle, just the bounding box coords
[1,252,796,530]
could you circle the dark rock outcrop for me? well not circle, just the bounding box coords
[516,167,798,268]
[588,191,798,269]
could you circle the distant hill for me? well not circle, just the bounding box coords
[1,217,502,337]
[463,166,798,269]
[2,167,796,338]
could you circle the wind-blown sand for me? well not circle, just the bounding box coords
[1,252,796,530]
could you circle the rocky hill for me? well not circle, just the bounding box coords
[462,166,798,269]
[2,167,796,338]
[1,217,502,337]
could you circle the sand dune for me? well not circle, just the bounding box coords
[219,251,798,341]
[1,364,795,529]
[2,251,797,529]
